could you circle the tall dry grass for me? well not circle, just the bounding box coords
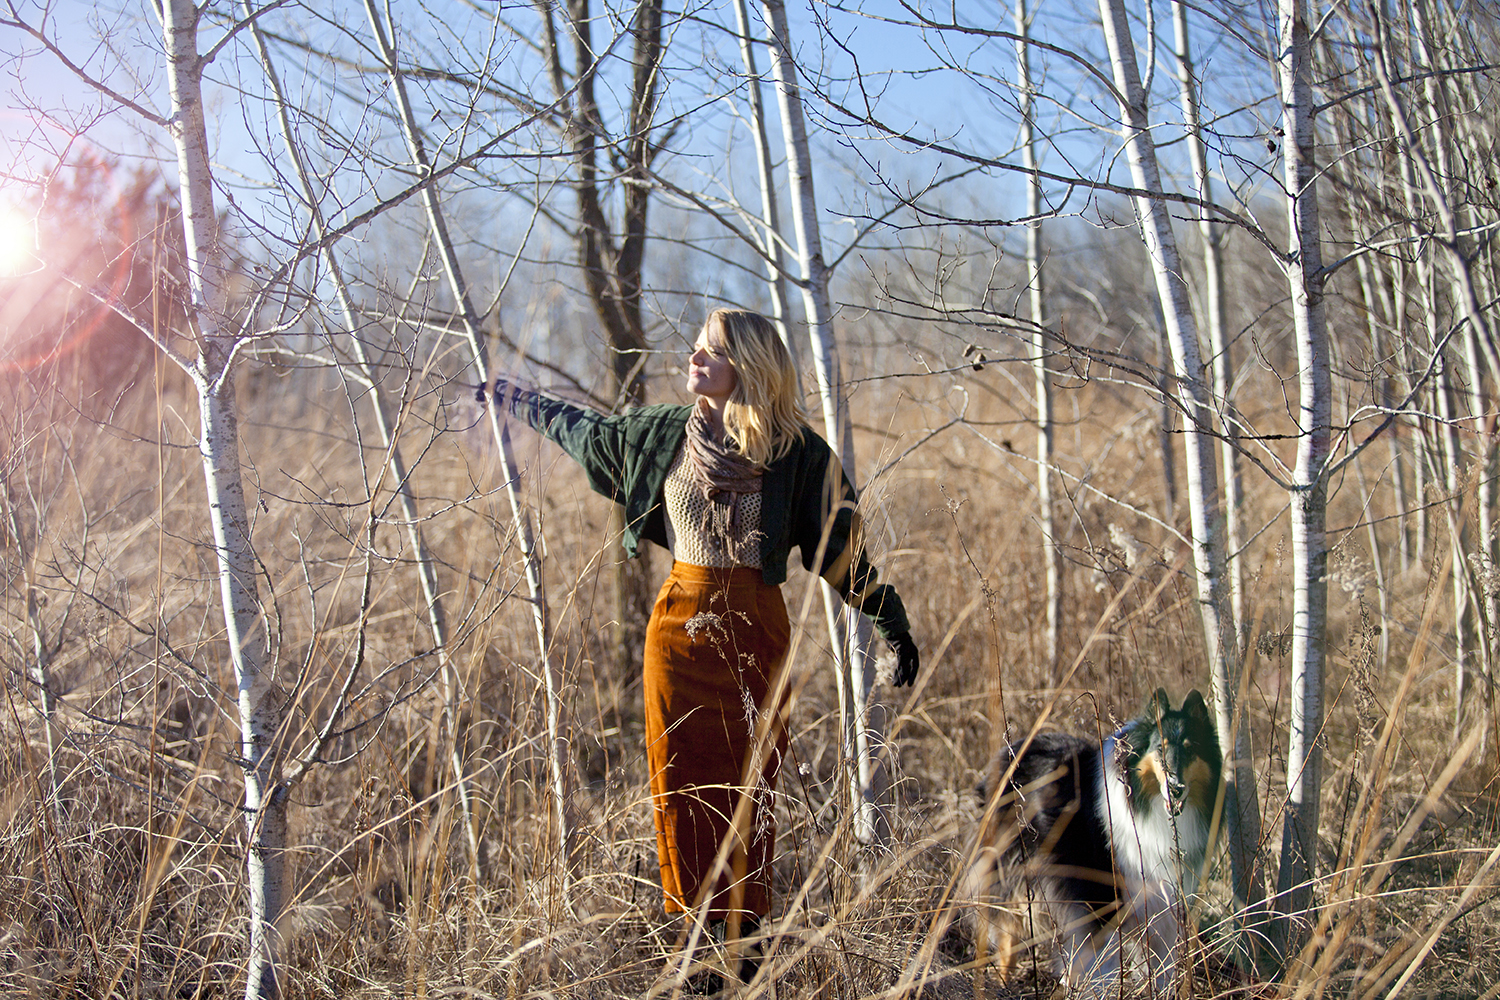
[1,355,1496,1000]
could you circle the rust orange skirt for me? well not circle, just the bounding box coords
[643,562,790,919]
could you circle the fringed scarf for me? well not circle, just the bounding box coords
[685,399,762,534]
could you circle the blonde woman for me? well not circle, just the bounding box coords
[481,309,917,986]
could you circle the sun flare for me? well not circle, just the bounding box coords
[0,205,37,277]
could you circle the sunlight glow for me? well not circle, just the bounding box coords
[0,205,37,277]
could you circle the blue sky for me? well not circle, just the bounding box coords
[1,0,1283,334]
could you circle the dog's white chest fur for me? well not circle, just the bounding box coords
[1098,737,1212,891]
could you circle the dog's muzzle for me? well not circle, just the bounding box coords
[1165,776,1187,815]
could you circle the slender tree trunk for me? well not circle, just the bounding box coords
[609,0,663,674]
[162,3,287,995]
[1271,0,1332,962]
[1173,0,1244,637]
[1338,127,1395,661]
[365,0,575,888]
[1350,222,1410,581]
[536,0,659,676]
[1377,0,1499,734]
[1389,63,1474,731]
[733,0,793,348]
[761,0,889,845]
[1435,353,1473,727]
[1157,321,1179,524]
[1096,0,1255,941]
[1015,0,1061,670]
[247,10,480,879]
[1170,0,1267,928]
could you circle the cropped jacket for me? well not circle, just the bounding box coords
[489,381,910,641]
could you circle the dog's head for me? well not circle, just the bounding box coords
[1126,689,1223,816]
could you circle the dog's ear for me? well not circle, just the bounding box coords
[1181,689,1210,723]
[1147,687,1171,721]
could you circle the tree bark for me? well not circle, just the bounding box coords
[761,0,889,845]
[733,0,793,347]
[1171,0,1267,927]
[1097,0,1261,952]
[536,0,660,675]
[247,8,480,879]
[365,0,576,890]
[1271,0,1332,962]
[162,3,287,995]
[1015,0,1061,671]
[1376,0,1498,734]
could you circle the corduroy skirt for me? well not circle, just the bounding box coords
[643,561,791,920]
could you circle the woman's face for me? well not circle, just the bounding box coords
[685,325,738,403]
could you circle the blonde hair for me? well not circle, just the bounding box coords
[707,308,810,467]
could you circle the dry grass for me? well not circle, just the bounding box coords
[2,357,1498,1000]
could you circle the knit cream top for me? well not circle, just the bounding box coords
[662,445,763,568]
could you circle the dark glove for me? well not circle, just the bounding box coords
[475,378,514,408]
[887,631,919,687]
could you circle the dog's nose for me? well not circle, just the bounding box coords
[1167,777,1187,811]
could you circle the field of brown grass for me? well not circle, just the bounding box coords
[2,354,1497,999]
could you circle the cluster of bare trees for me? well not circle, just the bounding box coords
[824,0,1498,971]
[2,0,1498,994]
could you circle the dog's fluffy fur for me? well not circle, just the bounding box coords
[966,690,1222,997]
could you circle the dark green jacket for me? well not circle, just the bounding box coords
[495,383,910,641]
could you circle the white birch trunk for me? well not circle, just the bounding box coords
[363,0,575,884]
[1272,0,1331,960]
[1388,70,1474,730]
[1171,0,1266,924]
[247,10,480,877]
[1015,0,1061,670]
[1351,228,1410,580]
[1336,108,1395,659]
[761,0,888,845]
[162,3,287,996]
[1378,1,1499,728]
[1172,0,1244,637]
[733,0,793,350]
[1097,0,1258,951]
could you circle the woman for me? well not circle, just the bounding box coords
[481,308,918,980]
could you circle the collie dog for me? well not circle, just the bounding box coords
[966,690,1222,997]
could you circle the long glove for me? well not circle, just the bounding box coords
[887,631,920,687]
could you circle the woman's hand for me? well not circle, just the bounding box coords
[475,377,511,405]
[887,631,920,687]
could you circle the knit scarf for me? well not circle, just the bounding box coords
[685,399,762,533]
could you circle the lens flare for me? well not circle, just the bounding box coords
[0,205,37,276]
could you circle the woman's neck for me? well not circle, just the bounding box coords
[697,395,727,436]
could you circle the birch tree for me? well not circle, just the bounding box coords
[1172,0,1244,638]
[1096,0,1264,935]
[363,0,578,880]
[158,4,291,993]
[1372,0,1499,732]
[1015,0,1062,669]
[2,2,550,989]
[245,4,480,874]
[760,0,891,845]
[1271,0,1332,958]
[732,0,792,342]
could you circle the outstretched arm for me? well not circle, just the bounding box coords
[478,378,631,504]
